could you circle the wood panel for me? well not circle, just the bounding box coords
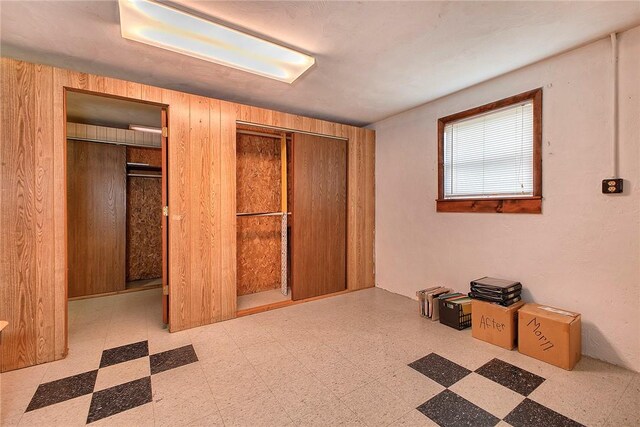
[0,57,374,371]
[236,133,282,296]
[220,101,238,319]
[67,140,126,298]
[292,133,347,300]
[126,148,162,282]
[34,64,56,364]
[161,108,169,324]
[1,59,37,371]
[189,95,211,326]
[162,89,191,330]
[127,146,162,167]
[126,175,162,281]
[208,100,223,323]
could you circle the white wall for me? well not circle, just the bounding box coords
[372,26,640,371]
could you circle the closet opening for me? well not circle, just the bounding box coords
[236,124,348,314]
[236,125,293,311]
[65,91,169,337]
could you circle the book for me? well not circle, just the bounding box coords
[423,291,460,321]
[431,289,452,321]
[438,292,463,300]
[443,295,468,303]
[468,290,521,302]
[427,287,450,318]
[448,297,472,315]
[471,284,522,295]
[417,287,440,317]
[470,277,522,294]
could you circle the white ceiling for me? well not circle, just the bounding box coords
[1,1,639,126]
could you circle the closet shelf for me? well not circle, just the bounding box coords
[127,162,162,172]
[127,173,162,179]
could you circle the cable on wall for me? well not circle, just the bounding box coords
[610,32,619,179]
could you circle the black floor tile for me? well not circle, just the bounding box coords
[150,344,198,375]
[417,390,500,427]
[475,358,545,396]
[505,398,585,427]
[26,370,98,412]
[87,376,152,424]
[409,353,471,387]
[99,341,149,368]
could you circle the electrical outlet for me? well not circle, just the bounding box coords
[602,178,623,194]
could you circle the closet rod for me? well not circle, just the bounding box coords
[236,212,292,217]
[127,173,162,179]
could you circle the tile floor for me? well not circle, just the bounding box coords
[1,287,638,426]
[237,288,291,311]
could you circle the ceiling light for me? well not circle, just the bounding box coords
[129,124,162,134]
[118,0,315,83]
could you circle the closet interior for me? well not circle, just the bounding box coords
[236,125,292,310]
[236,125,348,311]
[66,91,165,302]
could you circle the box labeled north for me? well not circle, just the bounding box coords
[518,303,581,370]
[471,299,524,349]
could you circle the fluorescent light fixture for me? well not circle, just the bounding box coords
[118,0,315,83]
[129,124,162,134]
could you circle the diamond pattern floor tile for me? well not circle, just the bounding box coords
[409,353,471,387]
[26,370,98,412]
[87,377,153,423]
[476,358,545,396]
[149,344,198,375]
[99,341,149,368]
[504,398,585,427]
[417,390,500,427]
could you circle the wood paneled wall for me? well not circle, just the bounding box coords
[0,57,375,372]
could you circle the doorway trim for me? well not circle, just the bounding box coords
[63,87,170,355]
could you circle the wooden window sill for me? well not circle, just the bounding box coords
[436,197,542,213]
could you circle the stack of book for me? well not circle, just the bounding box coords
[417,286,451,320]
[469,277,522,306]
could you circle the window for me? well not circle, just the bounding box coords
[437,88,542,213]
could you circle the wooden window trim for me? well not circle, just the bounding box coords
[437,88,543,214]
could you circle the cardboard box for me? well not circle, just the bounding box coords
[518,303,581,370]
[471,299,525,350]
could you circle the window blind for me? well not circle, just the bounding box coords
[443,101,533,199]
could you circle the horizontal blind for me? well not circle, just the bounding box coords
[443,101,533,199]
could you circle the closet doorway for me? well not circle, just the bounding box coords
[236,125,347,312]
[65,91,169,327]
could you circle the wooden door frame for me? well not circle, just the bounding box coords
[161,107,169,324]
[62,88,170,350]
[233,122,350,314]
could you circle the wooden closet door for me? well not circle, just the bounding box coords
[67,140,126,297]
[291,133,347,300]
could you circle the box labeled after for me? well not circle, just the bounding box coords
[518,303,581,370]
[471,299,525,350]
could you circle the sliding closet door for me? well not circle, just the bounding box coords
[67,140,126,297]
[291,133,347,300]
